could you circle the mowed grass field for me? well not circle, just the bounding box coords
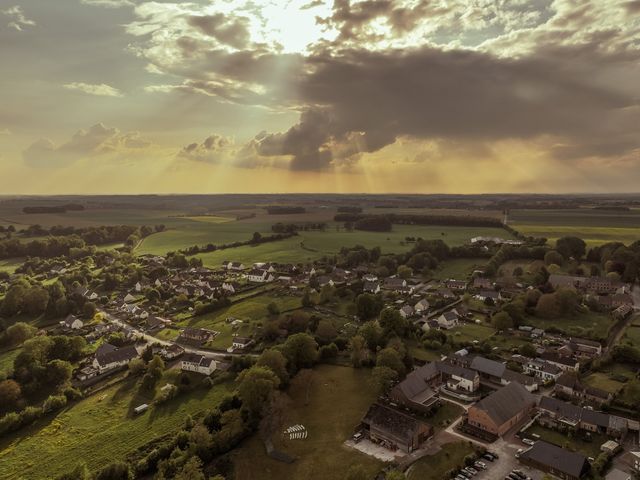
[510,208,640,246]
[232,365,383,480]
[0,377,234,479]
[407,442,475,480]
[524,311,613,341]
[432,258,487,280]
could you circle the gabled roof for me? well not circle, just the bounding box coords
[362,403,427,441]
[95,344,138,367]
[520,441,589,479]
[472,381,535,426]
[470,356,506,378]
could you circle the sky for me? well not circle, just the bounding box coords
[0,0,639,194]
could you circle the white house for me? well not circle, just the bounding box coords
[474,290,501,302]
[414,299,430,314]
[228,336,254,352]
[436,311,459,329]
[60,314,84,330]
[399,305,414,319]
[92,344,139,373]
[247,269,275,283]
[363,281,381,294]
[222,282,236,294]
[181,353,216,375]
[223,261,245,271]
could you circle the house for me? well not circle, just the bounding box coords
[384,278,408,292]
[444,279,467,291]
[247,269,275,283]
[605,469,631,480]
[160,343,184,360]
[178,328,212,345]
[613,304,634,320]
[414,299,430,314]
[539,351,580,372]
[92,344,139,373]
[145,316,169,331]
[624,451,640,473]
[230,336,254,351]
[437,362,480,397]
[436,287,455,299]
[315,275,334,287]
[181,353,216,375]
[474,290,501,303]
[360,403,432,453]
[60,314,84,330]
[363,281,381,294]
[518,441,590,480]
[554,372,613,405]
[390,363,440,413]
[223,261,245,271]
[568,337,603,358]
[467,382,536,437]
[523,359,563,383]
[436,311,459,329]
[473,277,492,289]
[123,293,136,303]
[399,305,414,319]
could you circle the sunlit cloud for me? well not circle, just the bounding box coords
[63,82,124,97]
[3,5,36,31]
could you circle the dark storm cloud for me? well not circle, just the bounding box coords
[247,44,637,169]
[624,0,640,13]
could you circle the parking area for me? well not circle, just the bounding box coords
[471,440,543,480]
[344,439,401,462]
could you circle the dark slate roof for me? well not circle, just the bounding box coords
[470,356,506,378]
[363,403,426,441]
[95,344,138,367]
[472,381,535,426]
[437,361,478,381]
[441,311,458,321]
[538,397,610,427]
[520,441,589,479]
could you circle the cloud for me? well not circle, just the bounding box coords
[80,0,135,7]
[3,5,36,31]
[187,13,250,49]
[23,123,151,168]
[177,134,234,163]
[0,129,11,136]
[63,82,124,97]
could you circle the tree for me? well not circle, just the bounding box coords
[256,349,289,384]
[23,287,50,316]
[386,471,407,480]
[518,343,537,358]
[359,321,383,350]
[174,457,205,480]
[376,347,405,376]
[372,366,398,393]
[267,302,280,316]
[259,390,291,439]
[5,322,37,345]
[379,308,407,337]
[0,379,21,411]
[397,265,412,279]
[148,355,165,379]
[188,423,213,461]
[544,250,564,266]
[301,289,313,308]
[556,236,586,260]
[536,293,559,319]
[349,334,368,367]
[315,319,337,343]
[82,301,96,319]
[237,365,280,417]
[94,461,131,480]
[128,358,146,376]
[55,463,91,480]
[45,360,73,387]
[491,311,513,331]
[355,293,384,321]
[282,333,318,372]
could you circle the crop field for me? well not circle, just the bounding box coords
[0,376,234,479]
[232,365,382,480]
[510,209,640,246]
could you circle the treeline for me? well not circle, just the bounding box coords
[22,204,84,214]
[335,212,505,228]
[337,206,362,214]
[271,222,327,233]
[178,231,297,256]
[353,216,392,232]
[0,225,157,259]
[20,223,166,240]
[265,206,306,214]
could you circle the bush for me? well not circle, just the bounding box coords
[43,394,68,413]
[0,412,21,435]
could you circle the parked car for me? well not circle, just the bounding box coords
[465,467,478,475]
[482,454,494,462]
[522,438,535,446]
[474,461,487,470]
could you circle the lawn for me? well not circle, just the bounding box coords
[427,401,464,430]
[524,424,606,458]
[622,325,640,346]
[407,441,475,480]
[582,372,625,394]
[232,365,383,480]
[410,345,441,362]
[0,347,21,375]
[448,323,496,343]
[178,293,301,349]
[524,311,613,341]
[433,258,487,280]
[510,209,640,246]
[0,376,234,479]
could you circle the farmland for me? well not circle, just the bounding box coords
[0,376,234,479]
[510,208,640,246]
[232,365,382,480]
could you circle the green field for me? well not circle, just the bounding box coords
[0,377,234,479]
[524,424,606,458]
[524,311,613,341]
[181,293,301,349]
[510,209,640,246]
[232,365,382,480]
[622,325,640,346]
[407,442,475,480]
[582,372,625,394]
[0,347,21,375]
[0,258,23,274]
[433,258,487,280]
[449,323,496,343]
